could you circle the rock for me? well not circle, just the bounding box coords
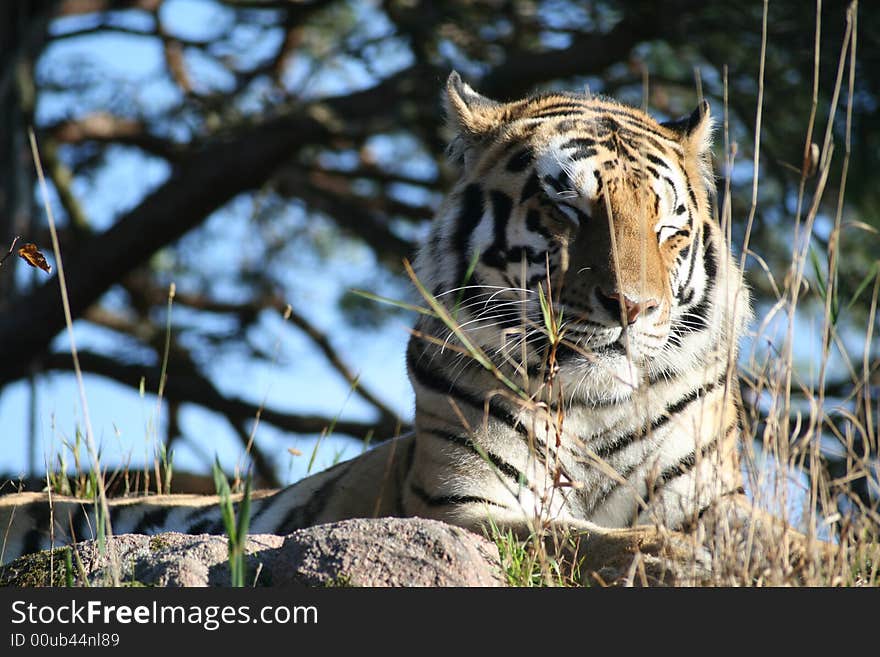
[268,517,504,586]
[0,518,505,587]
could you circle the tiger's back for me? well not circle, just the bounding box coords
[1,73,754,570]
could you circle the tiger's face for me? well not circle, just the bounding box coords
[418,73,722,403]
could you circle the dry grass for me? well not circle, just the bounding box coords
[729,0,878,586]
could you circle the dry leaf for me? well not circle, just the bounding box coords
[17,243,52,273]
[803,142,820,178]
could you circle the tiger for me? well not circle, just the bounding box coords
[0,72,818,584]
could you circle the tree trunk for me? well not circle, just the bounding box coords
[0,1,55,306]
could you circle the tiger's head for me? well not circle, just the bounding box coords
[415,72,748,403]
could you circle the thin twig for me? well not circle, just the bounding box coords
[28,128,119,586]
[0,235,21,268]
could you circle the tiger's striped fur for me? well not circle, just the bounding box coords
[1,73,756,573]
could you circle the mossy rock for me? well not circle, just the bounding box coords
[0,547,73,587]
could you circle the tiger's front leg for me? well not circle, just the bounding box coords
[436,505,712,586]
[561,494,839,586]
[560,523,712,586]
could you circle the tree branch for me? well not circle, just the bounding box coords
[46,114,185,161]
[275,167,416,267]
[42,350,405,442]
[479,5,685,99]
[85,287,404,428]
[0,113,325,384]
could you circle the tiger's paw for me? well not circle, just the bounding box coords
[567,525,713,587]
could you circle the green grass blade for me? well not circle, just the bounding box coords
[349,289,435,317]
[453,249,481,319]
[236,472,252,544]
[846,261,880,312]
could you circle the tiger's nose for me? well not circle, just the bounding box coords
[597,289,659,325]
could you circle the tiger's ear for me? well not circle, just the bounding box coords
[662,100,713,156]
[445,71,504,138]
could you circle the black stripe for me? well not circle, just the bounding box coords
[248,493,278,527]
[645,152,671,170]
[396,437,418,515]
[560,137,597,160]
[679,244,691,261]
[587,115,677,154]
[406,342,527,436]
[674,297,710,335]
[593,379,720,461]
[652,421,738,495]
[590,106,683,142]
[453,184,485,289]
[206,518,226,534]
[276,464,352,534]
[681,486,748,532]
[21,501,52,557]
[617,141,650,165]
[702,227,718,280]
[617,129,674,157]
[557,201,590,224]
[520,172,541,203]
[409,483,503,509]
[422,428,524,484]
[584,383,724,516]
[671,229,690,240]
[73,503,92,544]
[657,453,697,492]
[525,208,552,239]
[185,505,217,532]
[531,109,588,120]
[678,223,701,296]
[506,147,533,172]
[506,244,544,264]
[524,101,684,152]
[402,436,417,476]
[132,506,173,534]
[541,101,670,135]
[671,230,716,338]
[552,119,579,133]
[530,104,592,119]
[661,175,680,209]
[481,190,513,269]
[542,173,568,194]
[189,517,218,535]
